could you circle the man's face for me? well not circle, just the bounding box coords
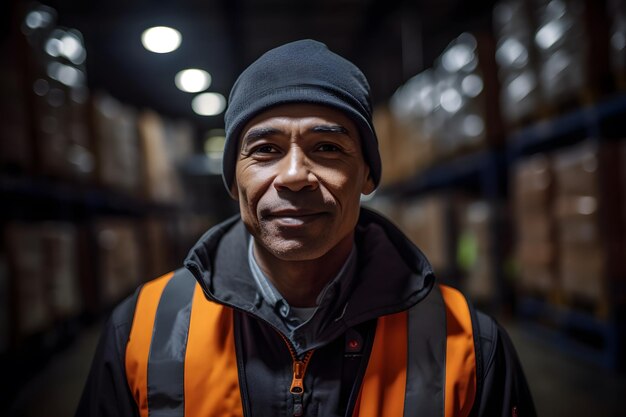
[233,103,375,262]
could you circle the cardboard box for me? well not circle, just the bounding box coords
[493,0,542,127]
[40,223,82,318]
[137,110,183,203]
[556,212,601,245]
[553,142,600,197]
[559,244,606,303]
[517,212,553,243]
[31,81,72,179]
[92,93,142,194]
[4,223,51,339]
[94,219,142,306]
[374,104,432,186]
[400,195,450,272]
[512,154,558,295]
[533,0,612,108]
[432,32,503,159]
[456,200,496,301]
[518,263,557,294]
[142,217,174,280]
[516,240,555,267]
[512,153,553,211]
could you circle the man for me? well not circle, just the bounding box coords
[77,39,535,417]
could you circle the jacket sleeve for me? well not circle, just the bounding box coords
[472,311,537,417]
[75,292,140,417]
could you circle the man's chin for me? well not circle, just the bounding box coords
[258,238,328,262]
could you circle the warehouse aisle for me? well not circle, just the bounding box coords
[7,320,626,417]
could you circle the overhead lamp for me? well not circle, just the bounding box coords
[47,62,85,87]
[45,29,86,65]
[141,26,181,53]
[192,92,226,116]
[175,69,211,93]
[440,88,463,113]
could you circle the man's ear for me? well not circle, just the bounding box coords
[230,182,239,201]
[361,171,376,195]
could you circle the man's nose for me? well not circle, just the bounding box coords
[273,146,318,192]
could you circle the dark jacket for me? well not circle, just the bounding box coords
[76,208,536,417]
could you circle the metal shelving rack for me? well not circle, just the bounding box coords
[377,93,626,370]
[506,93,626,371]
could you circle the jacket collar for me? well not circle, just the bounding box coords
[184,207,435,354]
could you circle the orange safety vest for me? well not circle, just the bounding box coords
[126,270,476,417]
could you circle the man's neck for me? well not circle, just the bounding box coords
[252,234,354,308]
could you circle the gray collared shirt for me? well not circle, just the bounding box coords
[247,238,357,329]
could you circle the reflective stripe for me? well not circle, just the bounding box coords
[440,285,477,417]
[126,272,174,417]
[354,284,476,417]
[352,310,407,417]
[147,270,196,416]
[404,284,446,417]
[184,281,243,417]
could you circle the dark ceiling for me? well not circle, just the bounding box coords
[8,0,497,133]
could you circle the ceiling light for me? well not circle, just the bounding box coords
[440,88,463,113]
[141,26,181,53]
[175,69,211,93]
[61,32,86,64]
[192,93,226,116]
[461,74,484,98]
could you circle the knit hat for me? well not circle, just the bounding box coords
[223,39,381,195]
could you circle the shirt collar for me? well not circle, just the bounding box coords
[247,238,357,324]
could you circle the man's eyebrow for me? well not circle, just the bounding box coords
[242,127,282,143]
[310,124,350,135]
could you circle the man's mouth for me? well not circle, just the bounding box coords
[264,209,327,225]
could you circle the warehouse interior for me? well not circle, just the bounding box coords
[2,0,626,415]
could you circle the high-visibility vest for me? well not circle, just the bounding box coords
[126,269,477,417]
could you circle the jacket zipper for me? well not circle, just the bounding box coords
[278,331,315,417]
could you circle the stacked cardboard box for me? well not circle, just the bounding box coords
[493,0,542,127]
[552,141,612,310]
[534,0,612,108]
[94,219,142,306]
[456,200,496,302]
[137,111,185,203]
[19,4,95,183]
[141,217,175,280]
[513,154,557,296]
[533,0,589,107]
[399,195,451,273]
[4,223,51,340]
[3,222,83,340]
[432,33,502,158]
[381,31,503,185]
[40,223,82,318]
[373,104,432,186]
[92,93,142,194]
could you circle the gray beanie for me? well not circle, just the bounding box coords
[222,39,381,194]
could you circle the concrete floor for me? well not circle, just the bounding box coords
[7,320,626,417]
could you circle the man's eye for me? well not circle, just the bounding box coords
[317,143,341,152]
[253,145,278,154]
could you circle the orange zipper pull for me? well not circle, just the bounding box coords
[291,360,306,416]
[290,360,306,394]
[277,331,314,416]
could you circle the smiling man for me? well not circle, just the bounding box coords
[77,40,535,417]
